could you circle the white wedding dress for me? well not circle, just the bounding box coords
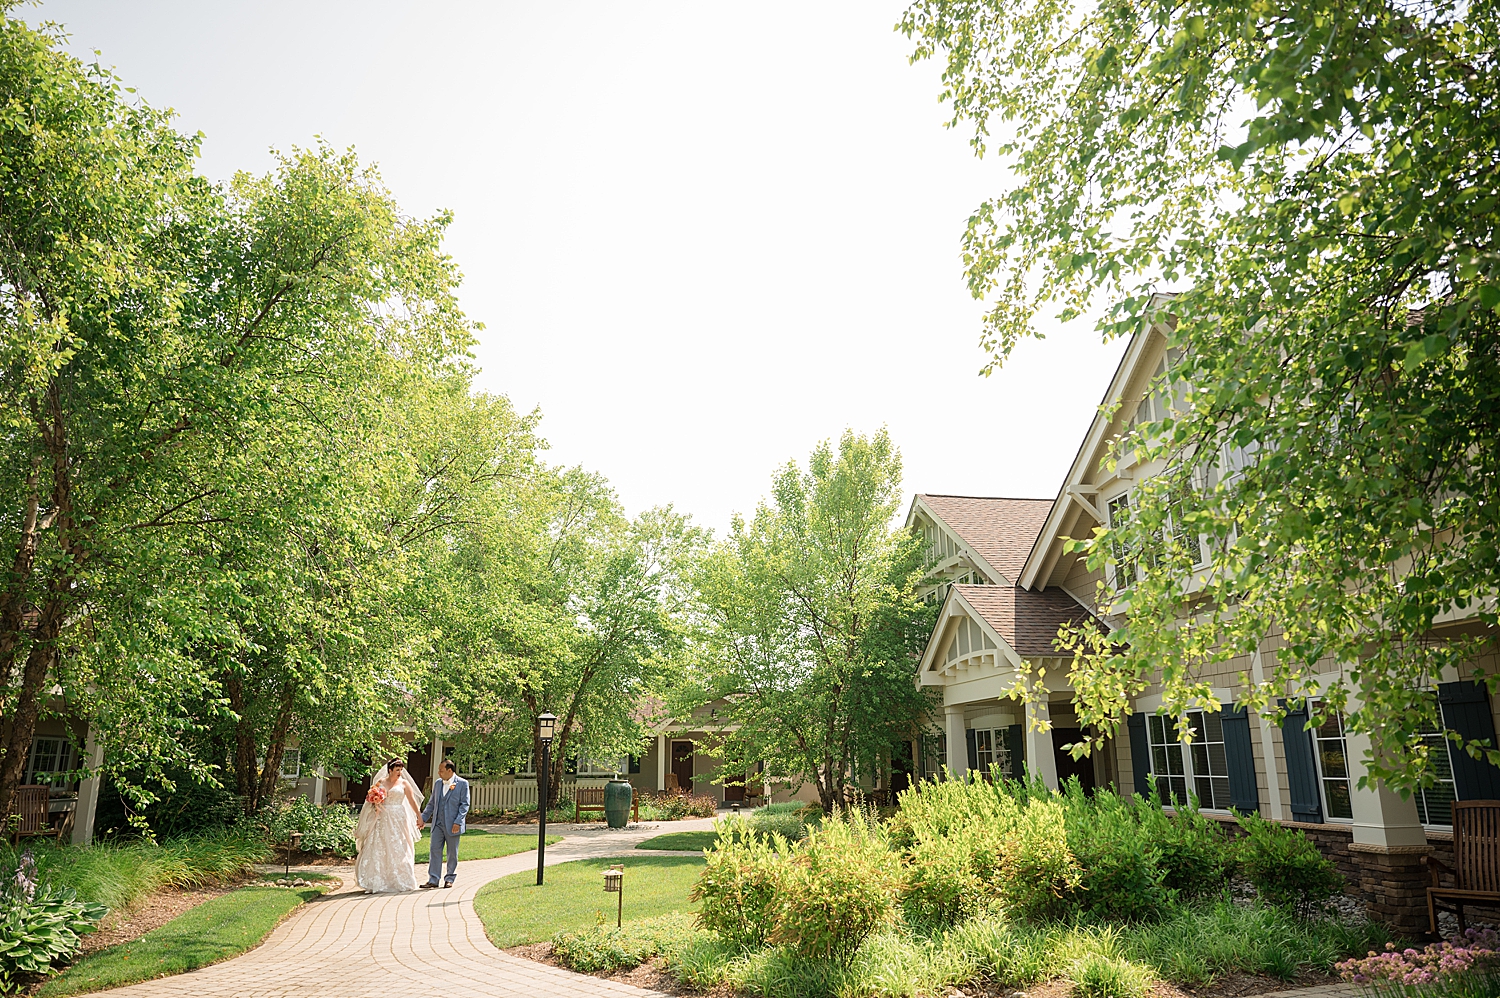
[353,768,422,893]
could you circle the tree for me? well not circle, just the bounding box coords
[431,465,704,809]
[684,430,938,811]
[901,0,1500,790]
[0,11,500,817]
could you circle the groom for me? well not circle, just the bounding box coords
[419,759,470,889]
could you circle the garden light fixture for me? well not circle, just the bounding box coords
[602,864,624,926]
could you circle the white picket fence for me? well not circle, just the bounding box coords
[470,779,612,811]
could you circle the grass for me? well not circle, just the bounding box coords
[412,828,560,864]
[0,830,268,913]
[473,855,705,948]
[543,899,1391,998]
[635,830,718,851]
[36,881,331,997]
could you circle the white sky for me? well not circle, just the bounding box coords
[31,1,1126,535]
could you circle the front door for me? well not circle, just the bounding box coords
[1052,728,1097,792]
[671,740,694,794]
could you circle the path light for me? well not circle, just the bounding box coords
[285,831,303,878]
[536,712,557,887]
[602,864,624,927]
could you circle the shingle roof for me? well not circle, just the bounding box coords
[953,583,1097,658]
[917,495,1055,584]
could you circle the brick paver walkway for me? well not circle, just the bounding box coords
[92,819,718,998]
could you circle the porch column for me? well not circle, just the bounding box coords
[431,734,444,772]
[72,729,105,847]
[312,766,326,807]
[656,734,668,791]
[944,704,967,779]
[1026,698,1059,789]
[1249,648,1286,819]
[1344,726,1425,848]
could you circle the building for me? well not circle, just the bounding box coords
[908,314,1500,932]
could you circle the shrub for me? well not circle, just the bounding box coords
[1235,812,1343,912]
[637,793,719,821]
[258,798,357,857]
[93,770,243,840]
[1149,800,1235,898]
[1061,785,1168,921]
[996,797,1082,922]
[690,820,786,949]
[552,911,704,974]
[767,810,901,964]
[0,851,108,992]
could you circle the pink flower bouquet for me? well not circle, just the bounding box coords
[365,785,388,807]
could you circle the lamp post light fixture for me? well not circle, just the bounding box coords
[285,832,303,878]
[602,864,624,927]
[536,712,557,886]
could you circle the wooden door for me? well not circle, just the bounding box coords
[1052,728,1096,791]
[671,740,694,794]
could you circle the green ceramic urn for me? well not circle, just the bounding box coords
[604,779,633,828]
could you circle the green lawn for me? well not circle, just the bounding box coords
[474,856,705,948]
[38,880,332,997]
[635,830,718,851]
[413,828,560,864]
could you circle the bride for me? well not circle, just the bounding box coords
[353,758,424,893]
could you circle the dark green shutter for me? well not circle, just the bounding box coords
[1005,724,1025,780]
[1439,681,1500,800]
[1279,699,1323,823]
[1221,704,1259,814]
[628,755,641,775]
[1127,713,1151,798]
[965,728,978,774]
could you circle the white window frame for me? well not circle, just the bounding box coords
[24,737,76,791]
[970,727,1013,779]
[1104,490,1135,589]
[1309,701,1354,822]
[1145,706,1234,811]
[1414,692,1458,827]
[279,748,302,781]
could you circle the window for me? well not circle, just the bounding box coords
[1415,711,1457,826]
[1105,492,1137,587]
[1184,711,1232,809]
[279,748,301,781]
[575,756,627,777]
[24,738,76,791]
[972,728,1014,778]
[1147,714,1188,804]
[919,733,946,779]
[1311,706,1354,820]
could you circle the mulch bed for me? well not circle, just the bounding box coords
[508,942,1342,998]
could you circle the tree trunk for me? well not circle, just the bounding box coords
[254,680,297,808]
[225,671,259,810]
[0,592,64,818]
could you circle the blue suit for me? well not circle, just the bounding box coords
[421,775,470,885]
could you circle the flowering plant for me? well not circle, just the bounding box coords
[1337,927,1500,985]
[365,784,388,807]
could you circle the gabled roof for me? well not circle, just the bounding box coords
[911,495,1054,584]
[952,583,1098,658]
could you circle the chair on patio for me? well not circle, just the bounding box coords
[663,773,682,795]
[1427,799,1500,934]
[7,785,59,845]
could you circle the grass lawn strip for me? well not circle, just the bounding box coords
[37,879,333,997]
[412,828,560,864]
[474,855,705,948]
[634,830,717,851]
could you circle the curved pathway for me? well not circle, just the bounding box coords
[93,819,717,998]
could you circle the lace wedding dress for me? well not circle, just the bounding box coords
[353,769,421,893]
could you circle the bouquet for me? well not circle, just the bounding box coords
[365,785,388,807]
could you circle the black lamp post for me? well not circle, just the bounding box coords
[536,712,556,886]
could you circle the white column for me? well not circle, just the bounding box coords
[944,704,967,779]
[1026,698,1059,789]
[72,729,105,847]
[312,766,326,807]
[1249,648,1286,820]
[1344,726,1426,847]
[656,734,667,791]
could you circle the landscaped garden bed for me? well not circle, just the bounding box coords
[469,791,722,825]
[493,777,1433,998]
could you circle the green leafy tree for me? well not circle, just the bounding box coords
[901,0,1499,789]
[684,430,938,811]
[433,466,704,808]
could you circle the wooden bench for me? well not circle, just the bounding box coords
[574,786,638,823]
[1427,799,1500,934]
[7,786,61,845]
